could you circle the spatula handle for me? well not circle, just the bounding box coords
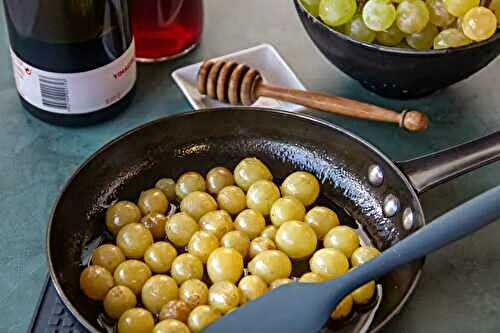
[330,185,500,298]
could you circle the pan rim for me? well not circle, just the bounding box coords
[46,107,425,333]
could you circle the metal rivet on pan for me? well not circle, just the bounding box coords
[402,207,414,230]
[368,164,384,187]
[383,194,400,217]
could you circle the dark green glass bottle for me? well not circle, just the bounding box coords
[3,0,136,126]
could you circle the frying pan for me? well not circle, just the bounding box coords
[47,108,500,333]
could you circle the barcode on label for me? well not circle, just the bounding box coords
[39,76,69,111]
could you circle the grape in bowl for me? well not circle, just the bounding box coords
[295,0,500,98]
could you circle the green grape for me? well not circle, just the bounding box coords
[396,40,411,47]
[426,0,456,27]
[333,24,346,33]
[433,28,472,48]
[396,0,430,34]
[406,23,439,48]
[461,7,497,41]
[345,14,377,42]
[319,0,357,27]
[490,0,500,25]
[302,0,321,17]
[443,0,479,16]
[456,15,464,30]
[375,23,406,45]
[362,0,397,31]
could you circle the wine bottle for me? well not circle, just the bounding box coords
[3,0,137,126]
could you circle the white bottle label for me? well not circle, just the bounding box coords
[10,40,137,114]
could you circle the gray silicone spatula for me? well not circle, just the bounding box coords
[204,185,500,333]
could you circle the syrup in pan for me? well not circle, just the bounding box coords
[81,193,382,332]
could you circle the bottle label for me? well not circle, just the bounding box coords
[10,40,137,114]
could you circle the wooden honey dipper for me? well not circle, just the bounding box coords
[197,60,429,132]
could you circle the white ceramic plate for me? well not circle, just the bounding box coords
[172,44,306,111]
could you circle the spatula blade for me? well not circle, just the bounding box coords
[203,282,339,333]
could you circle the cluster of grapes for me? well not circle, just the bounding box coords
[302,0,499,49]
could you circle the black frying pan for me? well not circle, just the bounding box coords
[47,108,500,332]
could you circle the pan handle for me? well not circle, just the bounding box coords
[396,131,500,194]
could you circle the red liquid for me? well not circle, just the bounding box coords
[131,0,203,60]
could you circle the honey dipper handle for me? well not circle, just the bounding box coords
[255,83,429,132]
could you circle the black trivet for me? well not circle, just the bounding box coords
[29,276,87,333]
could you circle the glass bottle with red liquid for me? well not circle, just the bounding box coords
[131,0,203,62]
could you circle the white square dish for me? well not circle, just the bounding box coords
[172,44,306,111]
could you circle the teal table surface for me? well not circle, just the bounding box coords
[0,1,499,332]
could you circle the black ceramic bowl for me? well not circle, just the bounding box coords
[294,0,500,98]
